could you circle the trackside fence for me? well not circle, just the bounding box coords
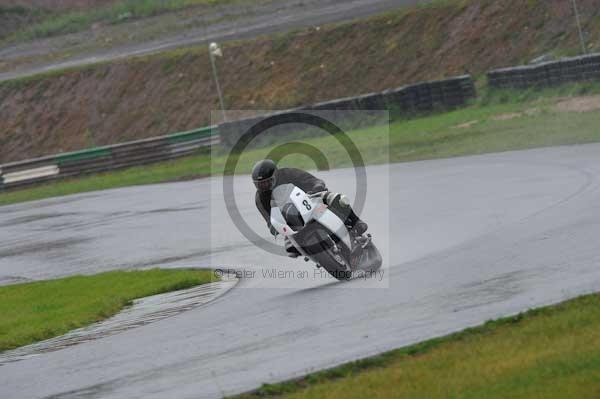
[487,53,600,89]
[218,75,476,148]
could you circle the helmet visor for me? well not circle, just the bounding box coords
[254,176,275,191]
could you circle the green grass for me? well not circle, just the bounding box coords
[0,268,214,352]
[4,0,243,42]
[3,84,600,207]
[233,293,600,399]
[0,5,34,16]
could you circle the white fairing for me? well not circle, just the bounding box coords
[314,207,352,250]
[289,187,314,224]
[270,206,290,235]
[270,184,352,250]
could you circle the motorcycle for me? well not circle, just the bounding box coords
[270,183,382,280]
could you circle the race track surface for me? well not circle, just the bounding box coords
[1,144,600,398]
[0,0,427,82]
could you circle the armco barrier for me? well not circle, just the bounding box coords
[218,75,476,149]
[487,53,600,89]
[0,126,218,190]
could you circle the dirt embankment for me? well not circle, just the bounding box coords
[1,0,599,163]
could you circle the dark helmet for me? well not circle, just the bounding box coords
[252,159,277,192]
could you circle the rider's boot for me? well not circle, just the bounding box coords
[325,192,368,235]
[284,237,301,258]
[351,220,368,236]
[339,198,368,236]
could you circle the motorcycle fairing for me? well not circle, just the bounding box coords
[270,184,352,251]
[312,206,352,251]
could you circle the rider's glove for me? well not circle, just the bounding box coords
[307,182,326,195]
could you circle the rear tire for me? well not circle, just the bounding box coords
[354,236,383,272]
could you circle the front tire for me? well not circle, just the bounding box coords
[311,242,352,281]
[293,222,352,281]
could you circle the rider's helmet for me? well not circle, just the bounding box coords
[252,159,277,192]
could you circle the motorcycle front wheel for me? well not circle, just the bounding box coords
[294,222,353,281]
[309,235,353,281]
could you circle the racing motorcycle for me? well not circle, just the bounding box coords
[270,183,382,280]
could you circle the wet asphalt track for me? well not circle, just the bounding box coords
[1,145,600,398]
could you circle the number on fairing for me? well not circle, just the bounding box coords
[302,200,312,210]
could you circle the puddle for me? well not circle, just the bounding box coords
[441,270,532,313]
[0,213,80,227]
[0,237,92,259]
[0,274,237,365]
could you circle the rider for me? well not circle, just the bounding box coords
[252,159,368,258]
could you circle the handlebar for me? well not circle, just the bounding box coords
[308,191,328,198]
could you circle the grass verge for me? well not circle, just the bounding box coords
[0,268,214,352]
[3,0,243,43]
[3,84,600,206]
[233,293,600,399]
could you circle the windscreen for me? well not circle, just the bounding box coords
[271,183,297,209]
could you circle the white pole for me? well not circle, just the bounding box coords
[571,0,587,54]
[209,44,227,122]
